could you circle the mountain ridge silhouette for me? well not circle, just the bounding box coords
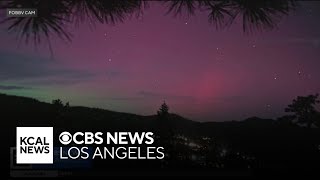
[1,93,320,171]
[0,92,275,127]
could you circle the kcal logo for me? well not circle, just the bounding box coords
[16,127,53,164]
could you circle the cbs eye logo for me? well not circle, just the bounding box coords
[59,132,72,145]
[58,131,103,145]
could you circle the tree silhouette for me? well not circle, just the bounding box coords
[65,102,70,108]
[0,0,72,45]
[52,99,64,107]
[164,0,297,31]
[0,0,297,45]
[285,94,320,128]
[0,0,144,45]
[276,115,296,126]
[313,112,320,128]
[157,101,169,117]
[155,101,171,135]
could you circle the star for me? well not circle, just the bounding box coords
[298,71,302,75]
[185,22,188,25]
[272,73,279,80]
[252,44,256,48]
[103,33,108,40]
[108,58,112,62]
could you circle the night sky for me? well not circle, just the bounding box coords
[0,2,320,121]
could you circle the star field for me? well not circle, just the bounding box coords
[0,2,320,121]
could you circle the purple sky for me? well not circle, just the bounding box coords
[1,2,320,121]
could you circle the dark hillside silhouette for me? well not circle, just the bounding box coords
[1,93,320,173]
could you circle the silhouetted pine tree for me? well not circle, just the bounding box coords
[0,0,297,45]
[285,94,320,128]
[157,101,169,117]
[52,99,64,108]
